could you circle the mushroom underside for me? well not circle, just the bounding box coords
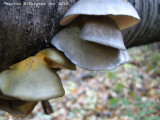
[60,0,140,30]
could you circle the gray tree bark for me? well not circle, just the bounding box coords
[123,0,160,47]
[0,0,160,72]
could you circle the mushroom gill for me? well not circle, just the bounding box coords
[60,0,140,30]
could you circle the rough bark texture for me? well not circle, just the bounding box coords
[0,0,160,72]
[123,0,160,47]
[0,0,78,72]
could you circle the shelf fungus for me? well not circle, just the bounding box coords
[0,48,76,118]
[51,0,140,71]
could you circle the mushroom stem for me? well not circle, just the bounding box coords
[41,101,54,115]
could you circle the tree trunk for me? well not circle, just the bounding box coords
[123,0,160,48]
[0,0,160,72]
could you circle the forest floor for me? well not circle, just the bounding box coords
[0,43,160,120]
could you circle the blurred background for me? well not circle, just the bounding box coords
[0,42,160,120]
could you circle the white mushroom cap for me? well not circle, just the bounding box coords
[0,57,65,101]
[51,23,128,71]
[79,16,126,50]
[60,0,140,30]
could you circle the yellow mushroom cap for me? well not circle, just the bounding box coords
[0,57,65,101]
[60,0,140,30]
[36,48,76,70]
[0,99,37,119]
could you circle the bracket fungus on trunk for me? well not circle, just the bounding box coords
[51,0,140,71]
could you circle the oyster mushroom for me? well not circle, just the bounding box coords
[52,22,127,71]
[121,51,130,64]
[0,91,16,100]
[36,48,76,70]
[0,56,65,101]
[0,48,76,118]
[60,0,140,30]
[0,48,76,101]
[79,16,126,50]
[0,98,37,119]
[51,0,140,70]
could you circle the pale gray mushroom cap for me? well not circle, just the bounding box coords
[60,0,140,30]
[51,23,127,71]
[79,16,126,50]
[120,50,130,65]
[0,57,65,101]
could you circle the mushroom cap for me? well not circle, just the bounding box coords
[79,16,126,50]
[0,57,65,101]
[51,23,127,71]
[121,50,130,64]
[0,91,16,100]
[36,48,76,70]
[0,99,37,119]
[60,0,140,30]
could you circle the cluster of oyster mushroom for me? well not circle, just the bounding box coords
[0,48,76,118]
[0,0,140,119]
[51,0,140,70]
